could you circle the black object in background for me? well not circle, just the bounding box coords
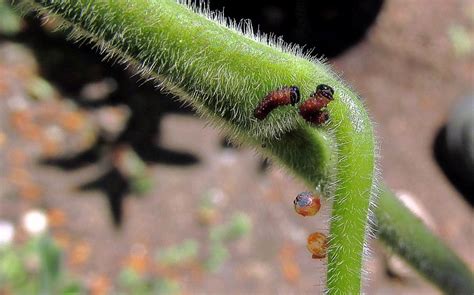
[209,0,385,58]
[434,95,474,205]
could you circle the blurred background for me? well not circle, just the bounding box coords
[0,0,472,294]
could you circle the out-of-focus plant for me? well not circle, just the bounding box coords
[156,239,199,267]
[117,268,182,295]
[449,24,474,56]
[205,212,252,272]
[0,0,21,35]
[0,235,82,294]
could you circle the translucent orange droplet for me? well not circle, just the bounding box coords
[293,192,321,217]
[307,232,328,259]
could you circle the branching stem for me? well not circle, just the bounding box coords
[16,0,473,293]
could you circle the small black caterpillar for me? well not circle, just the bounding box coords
[254,86,300,120]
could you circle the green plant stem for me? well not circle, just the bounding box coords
[16,0,473,293]
[20,1,375,292]
[377,187,474,294]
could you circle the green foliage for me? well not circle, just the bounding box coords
[37,236,62,292]
[0,0,22,35]
[117,267,182,295]
[156,239,199,267]
[153,278,182,295]
[118,268,156,295]
[0,225,251,294]
[115,148,153,195]
[153,212,252,273]
[0,235,83,294]
[448,24,473,56]
[209,213,252,242]
[204,241,229,273]
[205,212,252,272]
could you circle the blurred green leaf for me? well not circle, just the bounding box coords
[131,175,153,195]
[449,24,473,56]
[203,241,229,273]
[0,246,27,289]
[0,0,22,35]
[210,212,252,242]
[26,77,57,101]
[156,239,199,267]
[153,278,181,295]
[34,235,62,294]
[0,235,84,294]
[61,281,84,294]
[118,268,153,295]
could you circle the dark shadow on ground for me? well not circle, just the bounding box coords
[10,18,199,226]
[79,168,130,226]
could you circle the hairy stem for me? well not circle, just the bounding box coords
[377,187,474,294]
[16,0,473,293]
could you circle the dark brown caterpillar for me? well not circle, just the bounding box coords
[299,84,334,125]
[254,86,300,120]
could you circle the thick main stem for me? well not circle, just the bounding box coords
[21,0,375,292]
[17,0,473,293]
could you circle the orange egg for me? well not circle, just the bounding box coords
[307,232,328,259]
[293,192,321,217]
